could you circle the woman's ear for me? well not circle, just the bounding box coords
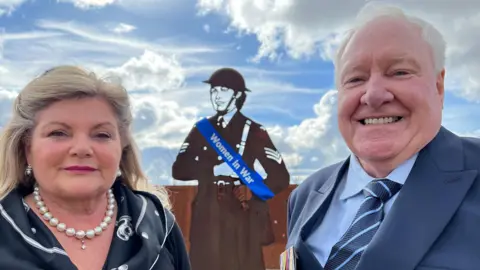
[24,140,31,165]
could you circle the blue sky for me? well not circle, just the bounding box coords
[1,0,480,185]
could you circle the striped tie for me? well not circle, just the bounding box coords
[324,178,402,270]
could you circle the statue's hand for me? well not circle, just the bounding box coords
[234,185,252,201]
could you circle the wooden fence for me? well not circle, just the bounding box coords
[165,184,298,269]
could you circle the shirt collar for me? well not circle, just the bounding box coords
[216,110,239,128]
[339,152,418,201]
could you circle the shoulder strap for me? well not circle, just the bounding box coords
[238,119,251,156]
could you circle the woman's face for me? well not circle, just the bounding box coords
[26,97,123,199]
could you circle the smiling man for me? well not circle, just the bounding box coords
[285,3,480,270]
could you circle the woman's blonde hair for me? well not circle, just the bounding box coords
[0,65,171,209]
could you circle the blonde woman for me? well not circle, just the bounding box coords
[0,66,191,270]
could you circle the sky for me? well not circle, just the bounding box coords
[1,0,480,186]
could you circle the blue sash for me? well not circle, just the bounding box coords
[195,118,274,201]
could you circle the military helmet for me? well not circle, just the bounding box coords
[202,67,251,92]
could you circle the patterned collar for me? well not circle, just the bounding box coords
[0,180,176,269]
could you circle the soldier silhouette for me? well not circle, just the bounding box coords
[172,67,290,270]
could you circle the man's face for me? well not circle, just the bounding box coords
[210,86,238,112]
[337,17,445,176]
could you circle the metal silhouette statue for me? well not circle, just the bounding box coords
[172,67,290,270]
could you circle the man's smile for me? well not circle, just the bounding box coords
[359,116,403,125]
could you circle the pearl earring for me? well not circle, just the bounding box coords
[25,164,32,176]
[116,169,122,177]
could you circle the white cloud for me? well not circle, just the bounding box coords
[55,0,188,15]
[2,31,65,41]
[36,20,221,56]
[0,88,18,128]
[57,0,116,9]
[282,90,349,180]
[104,50,186,93]
[0,17,229,93]
[115,0,189,15]
[285,90,338,149]
[142,146,183,184]
[0,28,4,59]
[196,0,358,62]
[196,0,480,102]
[0,0,187,16]
[0,0,27,9]
[111,23,136,34]
[131,96,199,149]
[0,0,27,16]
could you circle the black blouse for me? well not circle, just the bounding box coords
[0,180,191,270]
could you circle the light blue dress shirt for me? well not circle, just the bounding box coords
[305,153,418,267]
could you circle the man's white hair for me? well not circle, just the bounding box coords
[334,2,446,86]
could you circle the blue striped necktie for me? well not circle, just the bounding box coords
[324,178,402,270]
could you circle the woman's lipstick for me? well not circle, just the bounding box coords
[64,165,96,173]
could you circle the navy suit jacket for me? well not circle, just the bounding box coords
[286,127,480,270]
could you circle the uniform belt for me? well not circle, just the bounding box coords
[213,180,241,186]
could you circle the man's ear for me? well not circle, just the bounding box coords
[235,91,242,99]
[437,69,446,108]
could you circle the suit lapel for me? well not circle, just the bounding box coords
[299,158,350,239]
[292,159,350,269]
[357,127,478,270]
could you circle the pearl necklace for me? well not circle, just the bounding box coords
[32,186,116,250]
